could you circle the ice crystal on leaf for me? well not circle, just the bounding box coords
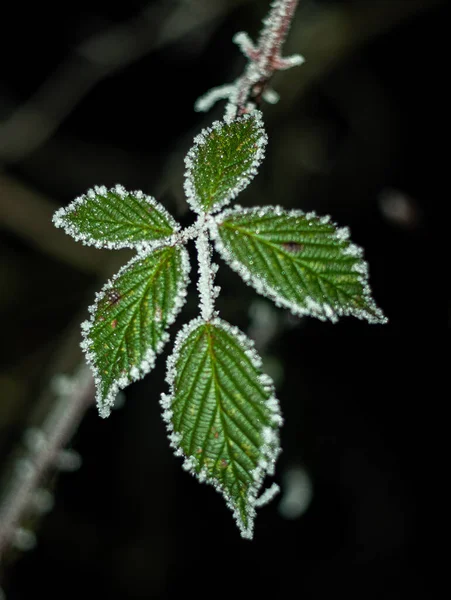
[195,227,219,321]
[82,245,190,417]
[52,184,178,249]
[161,317,282,539]
[211,206,387,324]
[184,111,267,215]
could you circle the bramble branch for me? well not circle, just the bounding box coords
[195,0,304,119]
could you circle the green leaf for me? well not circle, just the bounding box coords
[82,245,190,417]
[161,317,282,539]
[183,111,267,215]
[212,206,387,324]
[53,184,179,249]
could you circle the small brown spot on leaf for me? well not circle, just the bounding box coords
[220,459,228,468]
[282,241,304,253]
[106,289,122,306]
[111,319,118,328]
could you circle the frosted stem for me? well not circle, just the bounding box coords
[229,0,303,120]
[195,223,218,321]
[195,0,304,120]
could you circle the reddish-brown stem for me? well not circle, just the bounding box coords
[231,0,303,119]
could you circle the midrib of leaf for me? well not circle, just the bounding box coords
[204,155,251,210]
[174,329,208,429]
[212,336,268,427]
[207,327,260,499]
[103,191,170,232]
[83,215,172,237]
[181,326,260,495]
[220,221,368,308]
[209,364,249,504]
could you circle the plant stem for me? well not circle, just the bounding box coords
[195,0,304,120]
[195,222,218,321]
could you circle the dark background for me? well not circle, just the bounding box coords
[0,0,442,598]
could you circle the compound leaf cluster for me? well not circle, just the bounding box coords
[53,110,386,538]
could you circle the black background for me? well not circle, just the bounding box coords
[0,0,442,598]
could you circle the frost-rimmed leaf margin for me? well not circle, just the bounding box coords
[81,244,190,418]
[160,316,282,540]
[183,110,267,215]
[52,184,179,249]
[210,205,387,324]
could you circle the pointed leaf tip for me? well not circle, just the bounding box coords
[212,206,387,324]
[82,245,190,417]
[53,184,179,249]
[183,111,267,215]
[162,317,282,539]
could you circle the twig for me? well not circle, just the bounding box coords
[195,0,304,120]
[0,366,94,562]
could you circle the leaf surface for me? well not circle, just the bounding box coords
[82,245,190,417]
[213,206,387,323]
[53,184,178,249]
[161,318,282,539]
[184,111,267,214]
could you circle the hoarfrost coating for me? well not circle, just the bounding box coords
[195,0,304,119]
[161,317,282,539]
[183,111,267,215]
[81,245,190,418]
[195,227,219,322]
[210,206,387,325]
[53,184,179,250]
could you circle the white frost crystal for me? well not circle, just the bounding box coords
[183,111,267,215]
[195,0,305,119]
[52,184,178,250]
[82,244,190,418]
[161,317,282,539]
[195,228,218,321]
[211,206,387,325]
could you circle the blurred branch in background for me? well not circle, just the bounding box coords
[0,175,113,274]
[0,365,94,562]
[0,0,253,165]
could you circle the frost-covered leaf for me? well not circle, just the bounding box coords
[161,317,282,539]
[212,206,387,324]
[53,184,179,249]
[82,245,190,417]
[184,111,267,215]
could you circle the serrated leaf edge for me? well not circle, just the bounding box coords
[81,244,190,418]
[160,316,282,540]
[210,205,387,324]
[53,184,180,250]
[183,110,267,215]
